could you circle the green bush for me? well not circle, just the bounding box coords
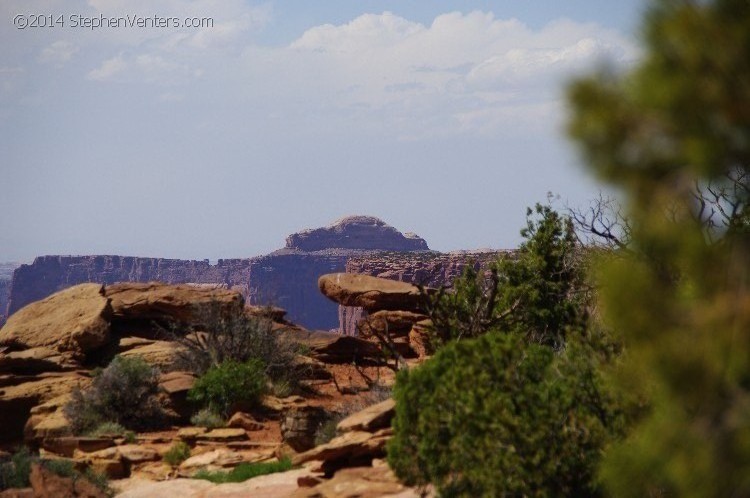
[0,447,33,490]
[190,408,225,429]
[163,442,191,467]
[188,359,266,416]
[64,355,166,434]
[193,458,293,483]
[388,332,624,497]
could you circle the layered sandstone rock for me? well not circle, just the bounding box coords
[105,282,244,323]
[318,274,427,313]
[0,284,113,361]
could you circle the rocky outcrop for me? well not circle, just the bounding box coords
[0,284,113,362]
[319,274,428,313]
[0,283,243,443]
[337,250,505,335]
[285,216,428,252]
[105,282,244,323]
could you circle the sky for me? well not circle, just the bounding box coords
[0,0,647,262]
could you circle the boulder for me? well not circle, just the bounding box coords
[227,412,264,432]
[195,428,248,443]
[356,311,427,339]
[118,445,159,464]
[104,282,244,324]
[0,283,112,360]
[0,347,78,374]
[24,394,73,442]
[281,406,328,452]
[336,398,395,434]
[285,330,381,365]
[179,449,243,472]
[318,274,428,313]
[158,371,196,421]
[41,436,115,458]
[119,339,180,370]
[245,305,288,323]
[291,465,413,498]
[291,428,392,472]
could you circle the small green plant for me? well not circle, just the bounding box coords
[40,458,76,478]
[190,408,225,429]
[163,441,191,467]
[188,359,266,417]
[0,448,33,490]
[87,422,137,443]
[193,458,293,483]
[82,468,113,496]
[64,355,166,434]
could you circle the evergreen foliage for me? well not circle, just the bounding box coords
[567,0,750,494]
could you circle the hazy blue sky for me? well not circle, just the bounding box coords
[0,1,646,261]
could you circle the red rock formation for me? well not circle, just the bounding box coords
[339,251,506,335]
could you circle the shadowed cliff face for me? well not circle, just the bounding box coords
[5,217,434,331]
[0,262,20,326]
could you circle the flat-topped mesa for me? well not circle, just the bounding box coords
[285,216,429,252]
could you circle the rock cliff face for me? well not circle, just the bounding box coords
[0,262,20,327]
[5,217,435,331]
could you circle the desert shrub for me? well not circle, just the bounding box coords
[187,359,266,416]
[64,355,166,434]
[190,408,225,429]
[163,442,191,467]
[86,422,136,443]
[172,304,303,388]
[388,331,625,497]
[193,458,293,483]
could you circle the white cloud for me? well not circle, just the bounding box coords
[39,41,79,66]
[234,11,638,138]
[87,55,127,80]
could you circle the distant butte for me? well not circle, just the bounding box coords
[284,216,429,252]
